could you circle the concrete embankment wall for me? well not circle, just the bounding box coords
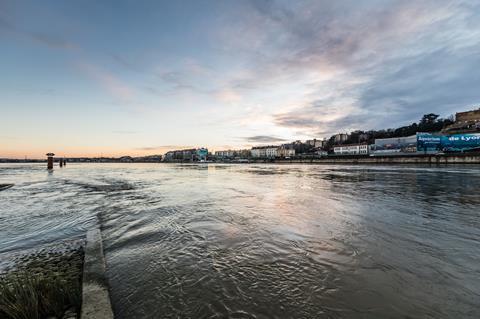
[254,154,480,165]
[81,228,114,319]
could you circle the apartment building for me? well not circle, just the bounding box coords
[333,143,371,155]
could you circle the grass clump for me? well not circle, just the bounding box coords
[0,248,83,319]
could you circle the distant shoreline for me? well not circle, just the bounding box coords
[256,153,480,164]
[2,153,480,165]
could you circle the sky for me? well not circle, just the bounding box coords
[1,0,480,158]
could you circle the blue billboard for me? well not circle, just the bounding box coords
[440,133,480,152]
[417,133,441,152]
[417,133,480,153]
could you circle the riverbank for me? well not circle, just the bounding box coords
[247,153,480,164]
[3,153,480,165]
[0,240,84,319]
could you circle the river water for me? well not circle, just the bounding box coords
[1,163,479,318]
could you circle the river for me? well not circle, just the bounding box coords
[1,163,479,318]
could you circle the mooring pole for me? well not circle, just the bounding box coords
[46,153,55,170]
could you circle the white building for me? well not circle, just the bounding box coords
[278,148,295,157]
[251,146,280,158]
[333,144,372,155]
[215,150,235,158]
[265,147,278,158]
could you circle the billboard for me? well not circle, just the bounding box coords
[417,133,480,153]
[417,133,441,153]
[374,135,417,154]
[440,133,480,152]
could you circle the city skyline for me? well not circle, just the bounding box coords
[2,0,480,158]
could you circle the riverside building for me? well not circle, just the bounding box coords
[278,147,295,158]
[215,150,235,158]
[251,146,267,158]
[164,148,208,162]
[333,143,372,155]
[265,147,278,158]
[215,149,251,159]
[251,146,295,158]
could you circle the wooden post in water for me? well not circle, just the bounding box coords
[60,158,63,167]
[46,153,55,170]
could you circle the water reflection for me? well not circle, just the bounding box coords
[1,163,479,318]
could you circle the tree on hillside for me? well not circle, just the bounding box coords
[420,113,439,125]
[324,113,454,150]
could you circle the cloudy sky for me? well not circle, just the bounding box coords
[1,0,479,158]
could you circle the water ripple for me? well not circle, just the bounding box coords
[1,163,480,318]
